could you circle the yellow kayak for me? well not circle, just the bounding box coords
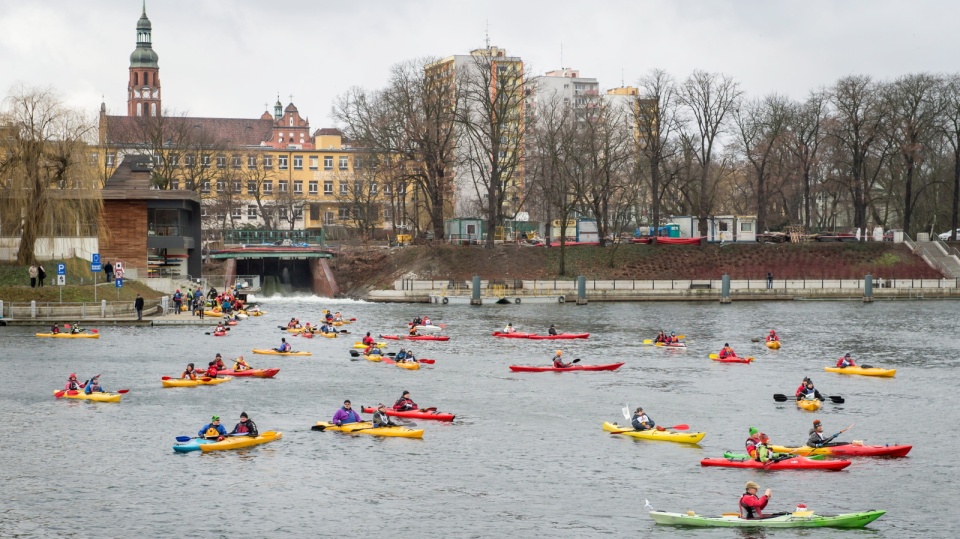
[766,341,781,350]
[395,361,420,370]
[332,321,351,326]
[53,390,121,402]
[203,310,225,317]
[796,397,822,411]
[252,349,312,356]
[365,354,383,362]
[320,332,338,338]
[601,422,705,444]
[161,377,232,388]
[824,366,895,378]
[36,332,100,339]
[313,421,423,438]
[198,431,282,452]
[353,342,387,349]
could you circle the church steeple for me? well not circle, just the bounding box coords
[128,2,161,117]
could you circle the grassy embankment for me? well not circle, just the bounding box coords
[0,258,164,303]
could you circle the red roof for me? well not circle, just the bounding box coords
[101,114,274,147]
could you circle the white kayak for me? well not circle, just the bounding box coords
[414,325,443,333]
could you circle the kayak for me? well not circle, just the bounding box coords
[286,327,308,333]
[394,361,420,370]
[226,320,238,326]
[509,362,624,372]
[711,355,753,364]
[354,342,388,349]
[655,342,687,348]
[724,451,827,461]
[381,335,450,341]
[365,354,383,362]
[313,421,424,438]
[766,340,781,349]
[161,377,232,388]
[36,332,100,339]
[649,509,885,529]
[299,332,315,339]
[251,349,312,356]
[172,438,214,453]
[796,398,823,411]
[360,407,455,422]
[213,331,226,337]
[824,366,896,377]
[332,320,351,326]
[235,313,248,319]
[203,310,224,317]
[700,456,850,470]
[770,443,912,458]
[53,390,121,403]
[492,331,534,338]
[199,431,283,452]
[411,325,444,333]
[527,333,590,340]
[214,368,280,378]
[320,332,339,338]
[602,422,705,444]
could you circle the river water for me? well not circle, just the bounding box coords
[1,298,955,537]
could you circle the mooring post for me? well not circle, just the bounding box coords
[720,274,731,304]
[471,275,482,305]
[576,275,588,305]
[863,273,874,303]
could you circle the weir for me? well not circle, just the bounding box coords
[211,246,337,297]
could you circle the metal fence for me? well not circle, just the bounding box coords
[0,298,162,319]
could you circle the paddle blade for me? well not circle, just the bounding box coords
[176,436,192,442]
[572,358,581,364]
[622,406,631,420]
[419,359,435,364]
[830,396,845,404]
[668,424,689,431]
[201,377,212,382]
[676,335,685,339]
[350,318,357,321]
[54,390,66,398]
[421,407,438,412]
[117,389,130,394]
[773,394,789,402]
[90,329,98,333]
[161,376,171,380]
[643,339,653,344]
[708,353,719,360]
[311,425,327,431]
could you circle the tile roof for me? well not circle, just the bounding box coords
[102,115,274,148]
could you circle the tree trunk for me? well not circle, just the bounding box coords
[903,157,915,236]
[803,168,811,229]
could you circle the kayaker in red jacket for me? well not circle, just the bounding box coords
[766,330,779,342]
[65,373,82,390]
[51,323,60,334]
[836,353,856,368]
[718,343,736,359]
[362,332,374,346]
[553,350,571,368]
[394,391,419,411]
[739,481,771,519]
[654,330,666,343]
[745,427,761,458]
[213,354,226,371]
[794,377,811,399]
[207,361,219,378]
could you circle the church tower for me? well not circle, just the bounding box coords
[127,2,161,117]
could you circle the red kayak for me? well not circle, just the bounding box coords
[360,406,455,421]
[226,320,238,326]
[380,335,450,341]
[711,356,753,364]
[492,331,534,338]
[777,444,913,458]
[509,362,624,372]
[527,333,589,340]
[213,331,226,337]
[700,456,850,471]
[210,368,280,378]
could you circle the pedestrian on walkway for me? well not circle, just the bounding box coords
[766,272,773,289]
[104,260,114,284]
[38,264,46,287]
[135,293,145,320]
[29,265,38,288]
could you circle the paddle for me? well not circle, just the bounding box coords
[773,393,845,404]
[116,389,130,394]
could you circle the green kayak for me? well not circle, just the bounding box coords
[649,509,885,529]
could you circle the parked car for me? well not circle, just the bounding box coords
[938,229,960,241]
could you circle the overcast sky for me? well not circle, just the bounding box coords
[1,0,957,127]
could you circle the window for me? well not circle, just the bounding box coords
[185,155,195,167]
[263,181,273,194]
[170,180,180,190]
[278,155,288,170]
[247,155,257,169]
[201,206,208,217]
[324,181,333,195]
[278,207,288,220]
[263,155,273,169]
[384,207,393,221]
[201,181,211,193]
[339,156,349,170]
[247,181,257,194]
[215,181,225,192]
[293,155,303,169]
[740,222,753,232]
[201,155,211,168]
[278,180,288,193]
[247,205,257,219]
[309,181,318,194]
[168,154,179,166]
[309,156,318,170]
[232,181,242,193]
[340,182,349,195]
[294,208,303,220]
[294,181,303,194]
[154,153,163,166]
[106,153,116,167]
[384,184,392,195]
[216,155,226,168]
[370,183,378,194]
[232,155,242,168]
[338,206,350,220]
[354,156,362,170]
[231,207,242,219]
[324,211,335,224]
[324,156,333,170]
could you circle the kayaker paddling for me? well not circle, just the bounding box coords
[808,419,853,448]
[51,322,61,334]
[84,374,105,394]
[552,350,570,368]
[796,379,824,401]
[181,363,197,380]
[745,427,760,458]
[199,416,228,440]
[503,323,516,334]
[654,330,667,343]
[548,324,558,336]
[362,332,375,346]
[64,373,82,391]
[229,412,258,437]
[233,356,250,371]
[739,481,771,519]
[754,433,784,463]
[372,404,397,428]
[274,338,292,353]
[837,353,856,368]
[718,343,737,359]
[631,407,655,431]
[766,329,779,343]
[394,391,418,411]
[332,400,363,426]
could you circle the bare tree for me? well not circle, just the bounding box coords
[635,69,681,234]
[0,85,101,264]
[942,75,960,240]
[456,49,528,247]
[785,91,828,229]
[575,100,633,246]
[333,152,388,240]
[239,152,277,229]
[676,71,743,237]
[734,94,790,232]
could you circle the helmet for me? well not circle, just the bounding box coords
[556,350,562,355]
[844,353,851,357]
[69,373,77,379]
[759,433,769,442]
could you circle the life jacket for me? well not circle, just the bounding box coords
[739,494,765,519]
[745,435,760,457]
[362,336,374,345]
[66,380,80,390]
[394,397,417,411]
[553,357,566,368]
[207,366,218,378]
[234,421,250,434]
[281,343,291,352]
[52,326,60,334]
[234,361,247,371]
[205,427,221,438]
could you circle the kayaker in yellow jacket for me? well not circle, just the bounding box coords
[233,356,250,371]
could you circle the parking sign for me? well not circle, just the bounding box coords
[91,253,102,273]
[57,263,66,276]
[115,278,123,288]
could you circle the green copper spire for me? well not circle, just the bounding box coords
[130,2,158,68]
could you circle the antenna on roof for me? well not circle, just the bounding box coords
[621,68,625,88]
[485,20,490,49]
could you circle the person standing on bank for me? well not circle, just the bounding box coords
[38,264,46,287]
[766,272,773,289]
[135,293,145,321]
[29,264,38,288]
[104,260,114,284]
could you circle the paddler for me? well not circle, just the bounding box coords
[412,315,423,326]
[631,407,655,431]
[393,391,418,411]
[302,322,314,335]
[332,400,363,426]
[198,416,228,440]
[274,337,292,353]
[754,433,781,463]
[766,329,779,342]
[654,330,666,343]
[206,361,219,378]
[503,322,516,334]
[71,322,84,334]
[739,481,771,519]
[229,412,258,437]
[233,356,250,371]
[548,324,558,336]
[64,373,82,390]
[181,363,198,380]
[808,419,852,448]
[372,404,397,428]
[552,350,570,368]
[669,331,679,343]
[286,317,298,329]
[214,322,226,334]
[333,311,344,322]
[213,354,226,371]
[84,374,105,394]
[718,343,736,359]
[797,379,823,401]
[422,315,432,326]
[408,326,419,337]
[836,353,856,368]
[745,427,761,458]
[51,322,61,334]
[362,332,375,346]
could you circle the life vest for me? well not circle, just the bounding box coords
[205,427,221,438]
[234,421,250,434]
